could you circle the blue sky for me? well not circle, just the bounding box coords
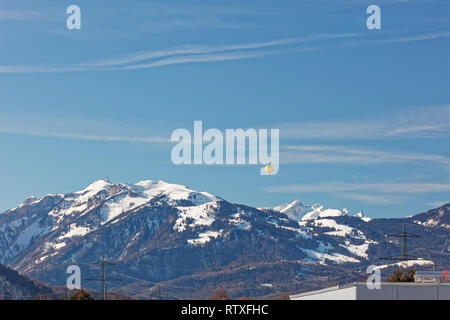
[0,0,449,218]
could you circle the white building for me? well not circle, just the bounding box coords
[290,282,450,300]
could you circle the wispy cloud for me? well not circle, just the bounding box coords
[0,128,168,143]
[263,181,450,194]
[117,47,320,71]
[0,10,45,21]
[347,30,450,45]
[0,48,316,74]
[0,33,358,73]
[277,105,450,140]
[280,145,450,167]
[0,65,87,74]
[117,51,265,70]
[0,113,169,144]
[1,28,449,74]
[85,33,358,68]
[426,200,449,207]
[333,192,407,205]
[262,181,450,204]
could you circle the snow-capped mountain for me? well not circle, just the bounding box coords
[0,179,222,269]
[271,200,354,221]
[0,179,448,299]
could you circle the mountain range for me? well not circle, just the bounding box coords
[0,179,448,299]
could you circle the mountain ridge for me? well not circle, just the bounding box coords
[0,179,448,299]
[0,263,53,299]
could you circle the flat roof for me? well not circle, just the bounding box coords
[290,282,450,299]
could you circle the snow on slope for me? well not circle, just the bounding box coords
[58,224,93,240]
[341,242,371,259]
[187,230,223,245]
[229,211,252,231]
[174,202,220,232]
[301,206,347,221]
[76,179,111,201]
[302,242,360,264]
[13,218,51,250]
[373,259,434,270]
[134,180,220,206]
[308,218,366,239]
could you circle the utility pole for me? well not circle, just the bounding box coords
[380,223,423,262]
[441,239,449,255]
[85,256,121,300]
[149,284,168,300]
[157,284,165,300]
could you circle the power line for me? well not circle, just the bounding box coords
[85,256,121,300]
[380,223,425,262]
[109,271,172,299]
[153,284,168,300]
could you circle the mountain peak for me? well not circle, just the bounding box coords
[354,210,372,222]
[132,180,221,205]
[272,199,312,221]
[79,179,112,193]
[22,196,37,205]
[271,200,362,221]
[290,199,304,206]
[273,199,304,212]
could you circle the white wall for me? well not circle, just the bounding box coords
[357,283,450,300]
[291,286,356,300]
[291,284,450,300]
[437,286,450,300]
[357,284,397,300]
